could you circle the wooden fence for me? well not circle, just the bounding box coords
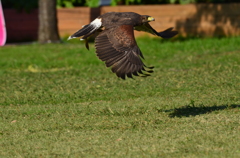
[3,3,240,42]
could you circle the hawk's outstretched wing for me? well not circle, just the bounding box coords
[95,25,153,79]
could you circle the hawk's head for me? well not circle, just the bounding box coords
[141,15,155,23]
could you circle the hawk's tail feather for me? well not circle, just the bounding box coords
[68,24,99,40]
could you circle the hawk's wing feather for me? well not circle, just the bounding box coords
[95,25,153,79]
[158,27,179,39]
[68,24,96,40]
[134,23,178,39]
[68,18,102,40]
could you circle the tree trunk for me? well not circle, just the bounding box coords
[38,0,60,43]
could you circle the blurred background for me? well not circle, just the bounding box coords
[1,0,240,43]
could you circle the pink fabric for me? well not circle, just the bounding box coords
[0,0,6,46]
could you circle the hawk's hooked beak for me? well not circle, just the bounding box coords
[147,16,155,22]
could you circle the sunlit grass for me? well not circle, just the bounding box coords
[0,37,239,157]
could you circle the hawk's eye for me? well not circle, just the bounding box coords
[141,16,146,21]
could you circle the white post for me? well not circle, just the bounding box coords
[0,0,7,46]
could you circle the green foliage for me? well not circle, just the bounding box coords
[110,0,240,5]
[56,0,99,8]
[111,0,172,5]
[170,0,196,4]
[85,0,100,7]
[111,0,119,6]
[125,0,142,5]
[57,0,85,8]
[0,37,240,157]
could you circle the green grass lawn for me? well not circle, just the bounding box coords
[0,37,240,157]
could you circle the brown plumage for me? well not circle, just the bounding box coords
[68,12,178,79]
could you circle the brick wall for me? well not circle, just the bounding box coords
[3,9,38,42]
[57,7,91,37]
[60,4,240,37]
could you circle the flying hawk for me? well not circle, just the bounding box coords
[68,12,178,79]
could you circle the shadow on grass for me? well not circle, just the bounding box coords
[167,104,240,118]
